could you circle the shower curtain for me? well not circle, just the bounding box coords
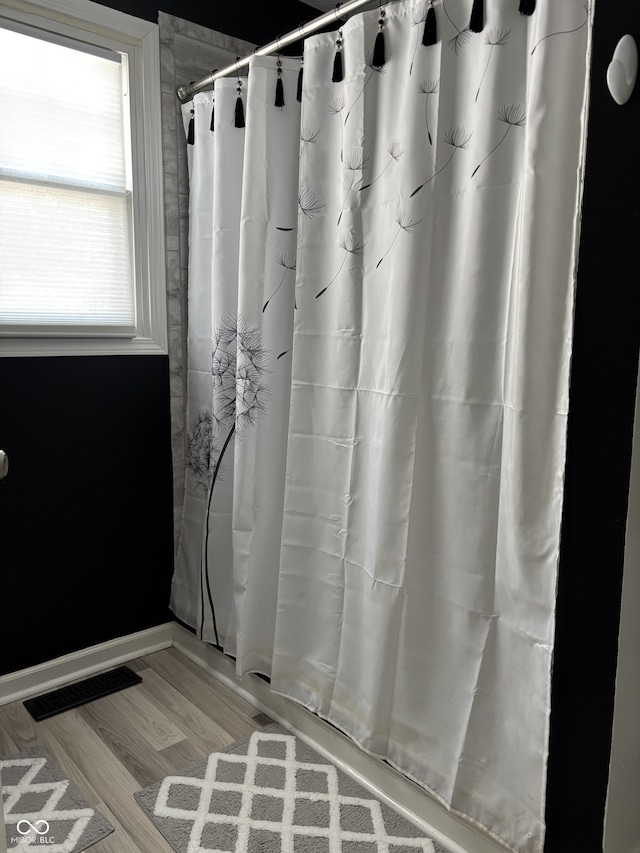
[173,2,592,850]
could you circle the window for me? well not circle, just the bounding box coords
[0,0,166,355]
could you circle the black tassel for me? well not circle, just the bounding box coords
[187,108,195,145]
[275,59,285,107]
[372,7,386,68]
[469,0,484,32]
[234,91,245,128]
[332,32,344,82]
[333,49,344,81]
[297,62,303,102]
[210,103,215,132]
[519,0,536,14]
[234,65,245,129]
[422,1,437,45]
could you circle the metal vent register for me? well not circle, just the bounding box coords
[23,666,142,721]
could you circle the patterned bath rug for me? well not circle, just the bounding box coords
[1,747,114,852]
[135,722,450,853]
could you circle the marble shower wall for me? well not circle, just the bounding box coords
[158,13,254,551]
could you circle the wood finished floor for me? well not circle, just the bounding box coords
[0,648,274,852]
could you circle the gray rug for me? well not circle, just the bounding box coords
[1,747,114,852]
[135,723,449,853]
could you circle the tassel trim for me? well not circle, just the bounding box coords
[275,59,285,107]
[423,1,437,45]
[469,0,484,33]
[297,60,303,102]
[371,7,386,68]
[235,79,245,128]
[187,107,195,145]
[333,32,344,82]
[210,70,217,131]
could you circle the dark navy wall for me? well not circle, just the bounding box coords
[0,356,174,675]
[545,2,640,850]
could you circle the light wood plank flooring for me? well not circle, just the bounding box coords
[0,648,273,852]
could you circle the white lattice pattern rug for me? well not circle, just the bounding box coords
[135,723,450,853]
[1,748,113,852]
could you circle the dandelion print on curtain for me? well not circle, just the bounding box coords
[270,2,592,852]
[172,58,301,663]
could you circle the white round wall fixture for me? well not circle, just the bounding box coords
[607,35,638,106]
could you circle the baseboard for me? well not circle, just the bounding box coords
[172,623,511,853]
[0,623,175,707]
[0,621,512,853]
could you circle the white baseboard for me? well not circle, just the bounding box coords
[0,621,510,853]
[0,623,175,707]
[173,624,510,853]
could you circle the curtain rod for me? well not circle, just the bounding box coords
[176,0,376,101]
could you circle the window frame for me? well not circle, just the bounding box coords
[0,0,167,356]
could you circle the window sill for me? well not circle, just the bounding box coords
[0,336,168,357]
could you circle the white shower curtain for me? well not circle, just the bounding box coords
[173,2,592,850]
[173,58,301,658]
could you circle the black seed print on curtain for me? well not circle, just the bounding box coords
[531,2,589,56]
[329,95,346,162]
[476,29,511,102]
[360,141,403,192]
[472,104,526,177]
[201,315,271,641]
[337,150,370,225]
[344,56,387,125]
[442,0,472,54]
[263,253,297,312]
[276,187,326,232]
[409,3,429,75]
[410,125,472,197]
[417,78,440,145]
[299,186,326,220]
[300,126,321,155]
[316,231,366,299]
[186,410,214,494]
[376,211,423,268]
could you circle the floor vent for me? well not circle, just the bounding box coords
[23,665,142,721]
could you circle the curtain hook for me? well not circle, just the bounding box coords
[275,38,285,107]
[371,2,386,69]
[210,70,217,132]
[234,56,245,127]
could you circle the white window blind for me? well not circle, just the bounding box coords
[0,24,136,335]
